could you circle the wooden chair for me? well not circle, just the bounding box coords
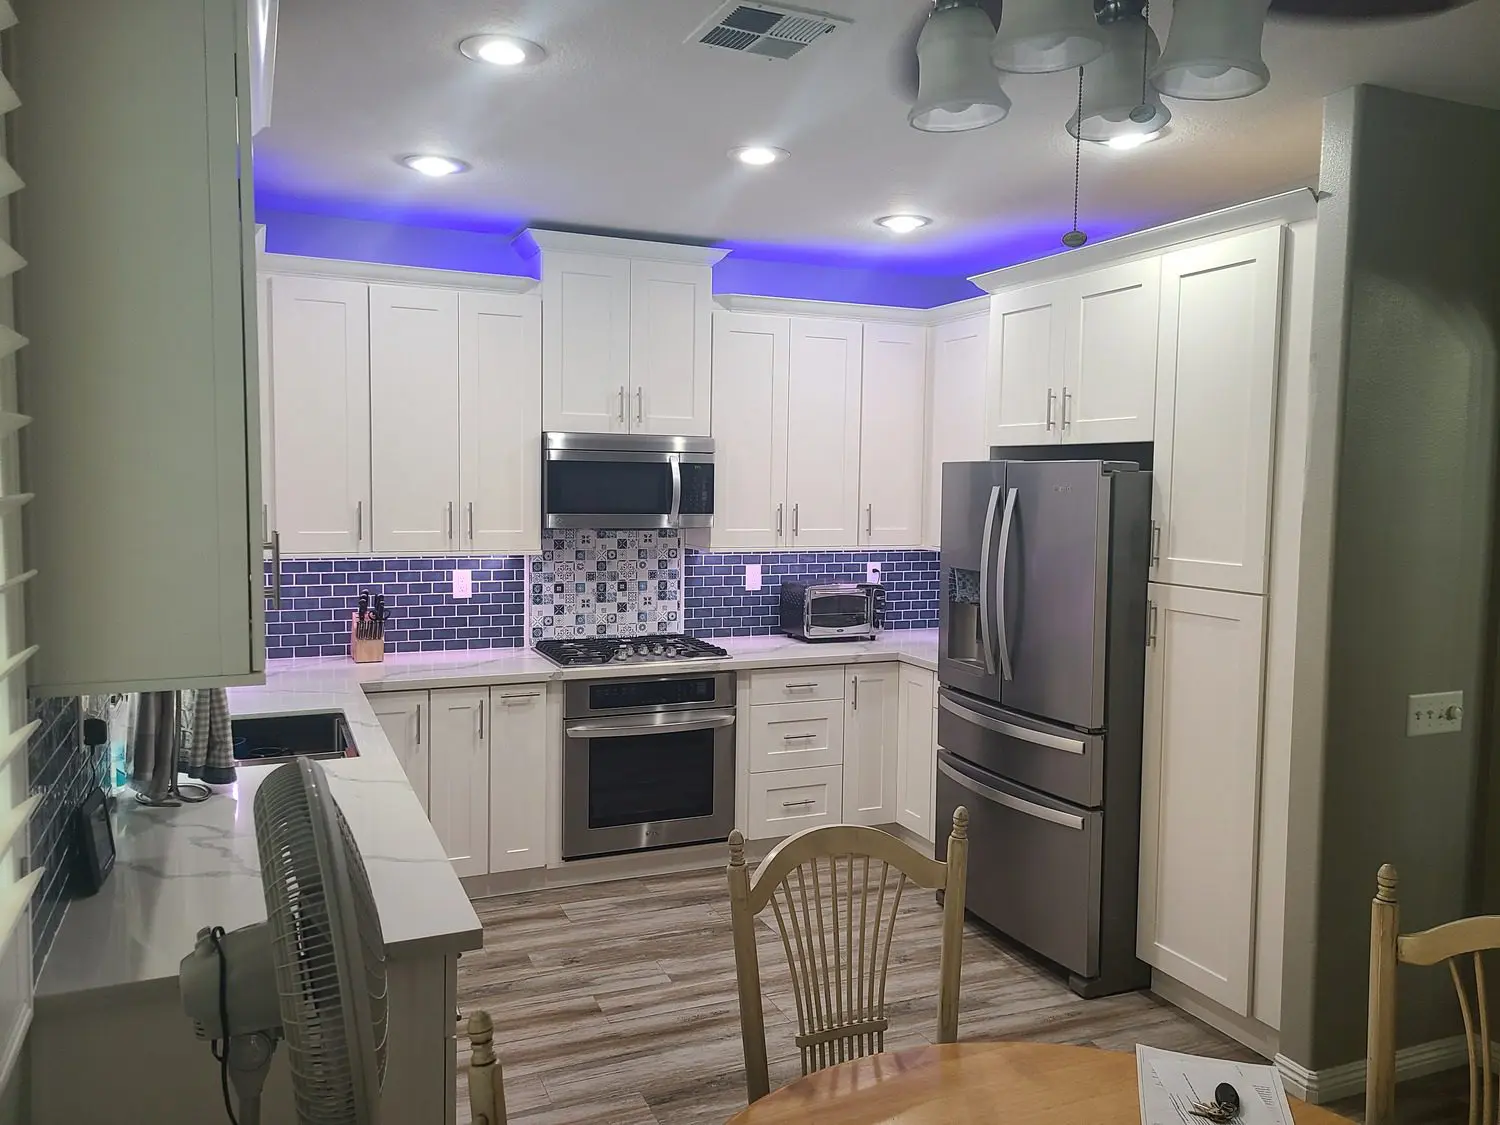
[725,807,970,1102]
[1367,863,1500,1125]
[466,1010,509,1125]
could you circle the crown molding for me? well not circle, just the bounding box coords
[525,228,730,266]
[256,253,539,293]
[713,292,989,326]
[969,188,1320,295]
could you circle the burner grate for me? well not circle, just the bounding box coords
[535,634,729,667]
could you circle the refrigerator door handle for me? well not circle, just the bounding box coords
[978,485,1002,676]
[938,758,1085,830]
[938,694,1085,755]
[995,486,1018,682]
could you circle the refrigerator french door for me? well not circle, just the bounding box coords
[936,458,1151,997]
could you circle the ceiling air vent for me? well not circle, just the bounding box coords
[690,2,849,60]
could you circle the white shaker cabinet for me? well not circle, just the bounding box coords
[843,664,900,825]
[267,275,372,555]
[459,291,543,554]
[926,313,989,548]
[710,312,790,549]
[859,322,927,547]
[427,688,491,878]
[1065,259,1160,444]
[987,280,1067,447]
[369,691,431,813]
[369,285,460,554]
[1138,583,1267,1014]
[787,318,863,548]
[629,259,712,436]
[488,685,548,873]
[895,666,937,841]
[540,251,632,433]
[1152,227,1284,596]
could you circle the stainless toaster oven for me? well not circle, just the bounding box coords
[778,582,880,641]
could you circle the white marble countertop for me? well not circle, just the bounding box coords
[36,629,936,1005]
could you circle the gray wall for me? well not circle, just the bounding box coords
[1280,85,1500,1071]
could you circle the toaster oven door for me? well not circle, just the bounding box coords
[805,591,874,637]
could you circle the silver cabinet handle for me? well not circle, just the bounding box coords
[1061,388,1072,430]
[1147,601,1159,648]
[776,503,784,540]
[416,703,422,745]
[447,500,455,541]
[866,504,873,539]
[498,690,541,702]
[851,675,859,710]
[468,501,475,543]
[781,799,817,809]
[784,681,818,691]
[938,758,1084,830]
[978,485,1001,677]
[477,698,484,740]
[356,500,363,543]
[262,503,268,543]
[618,386,625,424]
[636,386,643,425]
[995,486,1018,682]
[1150,521,1162,568]
[792,503,799,536]
[782,732,816,742]
[265,530,282,609]
[1046,388,1056,431]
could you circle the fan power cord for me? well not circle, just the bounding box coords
[208,925,239,1125]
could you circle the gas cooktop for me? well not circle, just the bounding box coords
[534,634,730,667]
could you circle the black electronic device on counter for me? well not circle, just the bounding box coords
[70,786,115,896]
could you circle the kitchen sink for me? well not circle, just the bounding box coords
[231,711,357,767]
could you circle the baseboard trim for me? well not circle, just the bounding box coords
[1275,1035,1475,1104]
[1150,972,1279,1059]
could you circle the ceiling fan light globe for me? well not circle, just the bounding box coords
[910,3,1011,132]
[1065,14,1171,143]
[991,0,1106,74]
[1152,0,1271,100]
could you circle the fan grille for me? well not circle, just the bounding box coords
[256,760,388,1124]
[690,2,848,60]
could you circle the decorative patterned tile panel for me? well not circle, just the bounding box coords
[527,529,683,640]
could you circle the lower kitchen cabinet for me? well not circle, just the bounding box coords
[369,690,430,813]
[843,663,899,825]
[488,685,548,874]
[747,765,843,840]
[895,666,937,841]
[427,688,491,878]
[747,698,844,773]
[1137,583,1267,1014]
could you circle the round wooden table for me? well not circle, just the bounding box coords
[725,1043,1352,1125]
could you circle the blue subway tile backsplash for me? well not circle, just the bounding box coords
[266,544,938,657]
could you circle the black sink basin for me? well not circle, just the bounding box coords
[231,711,357,767]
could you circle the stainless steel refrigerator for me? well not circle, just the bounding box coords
[935,458,1151,997]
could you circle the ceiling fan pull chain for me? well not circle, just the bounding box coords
[1063,67,1087,248]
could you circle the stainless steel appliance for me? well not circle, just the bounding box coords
[778,581,880,641]
[543,432,714,530]
[562,671,736,859]
[534,634,729,667]
[935,458,1151,997]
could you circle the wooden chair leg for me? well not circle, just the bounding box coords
[467,1009,508,1125]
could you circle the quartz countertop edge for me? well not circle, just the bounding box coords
[35,630,937,1005]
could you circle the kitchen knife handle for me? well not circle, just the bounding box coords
[468,501,475,542]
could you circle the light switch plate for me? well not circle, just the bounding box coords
[866,562,882,584]
[744,564,762,592]
[452,569,473,599]
[1407,690,1463,736]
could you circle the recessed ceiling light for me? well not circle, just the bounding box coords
[459,34,544,67]
[875,214,932,234]
[402,154,469,177]
[730,145,788,167]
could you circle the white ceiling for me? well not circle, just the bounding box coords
[256,0,1500,274]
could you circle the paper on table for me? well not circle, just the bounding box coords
[1136,1045,1296,1125]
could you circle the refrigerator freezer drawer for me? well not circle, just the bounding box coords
[936,751,1102,979]
[937,688,1104,808]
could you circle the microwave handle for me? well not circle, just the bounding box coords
[669,455,682,526]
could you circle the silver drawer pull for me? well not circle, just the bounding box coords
[781,799,817,808]
[784,682,819,691]
[499,691,541,702]
[782,732,816,742]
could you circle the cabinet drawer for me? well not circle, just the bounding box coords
[747,766,843,840]
[749,699,844,774]
[749,665,845,706]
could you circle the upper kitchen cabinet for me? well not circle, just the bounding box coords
[986,264,1159,448]
[532,232,725,437]
[17,0,266,693]
[926,310,989,548]
[787,318,863,548]
[859,322,927,547]
[267,275,372,555]
[710,312,790,550]
[1152,227,1284,596]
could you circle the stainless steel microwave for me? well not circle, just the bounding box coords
[779,582,880,641]
[542,432,714,530]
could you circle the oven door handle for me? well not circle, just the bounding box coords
[565,711,736,739]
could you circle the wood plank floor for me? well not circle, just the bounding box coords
[456,864,1279,1125]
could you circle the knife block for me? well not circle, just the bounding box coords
[350,615,385,664]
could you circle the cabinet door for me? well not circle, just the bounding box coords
[427,688,490,878]
[369,285,460,554]
[1138,584,1266,1014]
[1153,227,1284,595]
[369,691,430,813]
[541,252,632,433]
[268,275,371,554]
[895,666,937,841]
[488,685,548,873]
[787,318,863,548]
[843,664,900,825]
[710,313,790,549]
[1064,259,1160,444]
[629,259,712,436]
[926,314,989,548]
[257,275,275,544]
[459,292,542,554]
[859,322,927,547]
[987,281,1066,447]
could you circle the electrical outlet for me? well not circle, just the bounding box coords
[1407,691,1463,736]
[866,562,882,584]
[451,569,473,599]
[744,563,762,592]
